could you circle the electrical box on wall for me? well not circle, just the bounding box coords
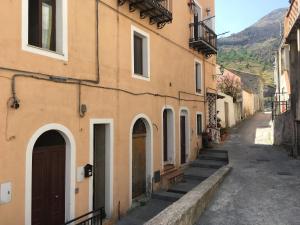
[0,182,12,204]
[84,164,93,178]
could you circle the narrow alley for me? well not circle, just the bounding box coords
[197,112,300,225]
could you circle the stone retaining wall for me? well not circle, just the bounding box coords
[144,165,232,225]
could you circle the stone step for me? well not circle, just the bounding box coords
[152,191,184,202]
[190,159,227,169]
[183,174,208,181]
[167,180,199,194]
[184,167,217,179]
[116,217,145,225]
[198,154,228,162]
[202,149,228,154]
[200,151,228,158]
[163,164,176,174]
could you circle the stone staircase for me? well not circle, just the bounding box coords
[161,164,184,190]
[152,150,228,203]
[116,149,229,225]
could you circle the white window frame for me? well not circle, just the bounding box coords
[193,0,203,21]
[89,119,114,218]
[196,112,204,136]
[161,106,176,166]
[22,0,68,61]
[195,59,204,95]
[131,25,150,81]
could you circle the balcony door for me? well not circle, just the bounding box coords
[194,1,202,38]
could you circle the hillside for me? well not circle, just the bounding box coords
[217,8,287,84]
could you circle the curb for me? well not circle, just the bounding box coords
[144,165,232,225]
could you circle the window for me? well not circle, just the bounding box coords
[23,0,68,60]
[193,1,202,37]
[195,61,202,94]
[134,35,143,75]
[196,113,203,136]
[131,26,150,80]
[194,3,202,20]
[29,0,56,51]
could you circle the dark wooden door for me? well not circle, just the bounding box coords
[163,110,168,162]
[180,116,186,164]
[132,133,146,198]
[93,125,106,212]
[32,145,66,225]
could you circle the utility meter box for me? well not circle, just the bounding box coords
[0,182,12,204]
[84,164,93,178]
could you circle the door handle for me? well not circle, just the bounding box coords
[55,195,59,199]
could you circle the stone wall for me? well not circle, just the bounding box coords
[274,111,294,149]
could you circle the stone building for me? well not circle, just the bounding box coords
[274,0,300,157]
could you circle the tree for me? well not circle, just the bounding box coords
[217,72,242,102]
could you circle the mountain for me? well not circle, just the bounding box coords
[217,8,288,85]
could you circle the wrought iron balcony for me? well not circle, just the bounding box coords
[189,15,217,57]
[118,0,173,29]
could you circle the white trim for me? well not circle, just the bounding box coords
[196,112,204,135]
[129,113,153,207]
[22,0,68,61]
[179,107,190,164]
[193,0,203,21]
[194,58,204,96]
[161,106,176,166]
[25,123,76,225]
[89,119,114,218]
[131,25,151,81]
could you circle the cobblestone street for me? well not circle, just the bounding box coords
[197,112,300,225]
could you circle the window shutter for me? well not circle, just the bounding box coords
[134,35,143,75]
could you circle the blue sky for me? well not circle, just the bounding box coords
[216,0,289,36]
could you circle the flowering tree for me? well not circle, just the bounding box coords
[217,70,242,102]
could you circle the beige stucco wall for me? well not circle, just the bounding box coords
[216,93,236,128]
[0,0,216,224]
[242,90,255,118]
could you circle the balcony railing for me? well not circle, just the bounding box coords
[118,0,173,29]
[64,208,105,225]
[189,15,217,57]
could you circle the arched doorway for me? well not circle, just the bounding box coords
[31,130,66,225]
[132,119,147,199]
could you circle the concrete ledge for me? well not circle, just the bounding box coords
[144,165,232,225]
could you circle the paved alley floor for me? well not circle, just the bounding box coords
[197,112,300,225]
